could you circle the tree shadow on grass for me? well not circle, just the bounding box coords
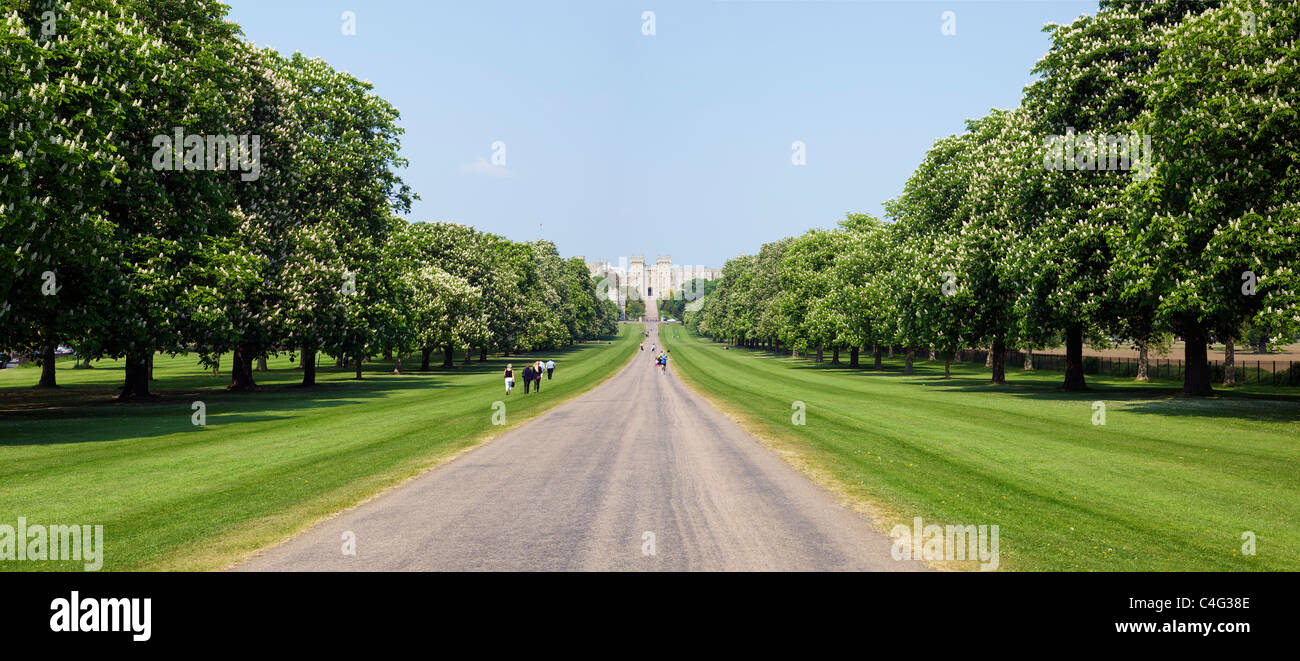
[0,370,468,447]
[731,349,1300,424]
[915,371,1300,424]
[0,341,622,446]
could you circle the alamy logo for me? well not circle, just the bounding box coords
[0,517,103,571]
[151,128,261,181]
[890,516,1000,570]
[1042,131,1152,179]
[50,591,151,642]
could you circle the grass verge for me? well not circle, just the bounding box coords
[0,324,641,571]
[660,327,1299,571]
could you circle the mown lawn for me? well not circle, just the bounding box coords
[0,324,640,571]
[661,327,1299,571]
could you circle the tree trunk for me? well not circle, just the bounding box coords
[1063,324,1087,390]
[1223,336,1235,386]
[257,355,268,372]
[1258,338,1267,354]
[301,346,317,386]
[985,346,993,368]
[904,348,915,375]
[849,347,859,367]
[443,344,455,368]
[1182,326,1213,395]
[383,348,392,361]
[394,353,403,374]
[944,357,951,379]
[355,355,364,380]
[335,355,345,368]
[464,347,472,365]
[888,345,894,359]
[873,344,883,370]
[420,347,431,371]
[816,344,823,363]
[148,353,155,381]
[228,345,256,390]
[480,346,488,362]
[831,346,840,364]
[928,348,936,361]
[990,336,1007,385]
[1135,339,1149,382]
[119,352,152,399]
[1022,348,1034,371]
[212,353,221,376]
[37,338,57,388]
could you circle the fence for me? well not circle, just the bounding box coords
[953,349,1300,387]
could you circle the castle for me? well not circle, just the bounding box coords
[579,255,722,311]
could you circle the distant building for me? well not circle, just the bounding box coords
[582,254,722,310]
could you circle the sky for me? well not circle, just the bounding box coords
[223,0,1101,268]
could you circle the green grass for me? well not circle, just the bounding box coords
[661,327,1299,571]
[0,324,641,571]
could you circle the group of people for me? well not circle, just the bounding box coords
[503,359,555,395]
[640,331,669,374]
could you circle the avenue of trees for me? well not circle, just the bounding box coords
[0,0,618,396]
[692,0,1299,395]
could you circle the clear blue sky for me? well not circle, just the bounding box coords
[223,0,1099,267]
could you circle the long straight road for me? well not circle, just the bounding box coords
[234,326,921,571]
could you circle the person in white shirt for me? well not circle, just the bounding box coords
[545,359,556,380]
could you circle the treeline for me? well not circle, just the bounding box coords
[0,0,617,397]
[692,0,1299,395]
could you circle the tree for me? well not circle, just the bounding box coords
[1123,0,1300,394]
[885,110,1031,384]
[0,0,168,389]
[404,264,480,372]
[777,229,844,361]
[79,0,252,399]
[1019,0,1221,391]
[625,298,645,321]
[827,215,894,369]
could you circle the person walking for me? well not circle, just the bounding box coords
[545,359,555,380]
[503,363,514,395]
[522,363,534,394]
[660,352,668,374]
[533,360,544,392]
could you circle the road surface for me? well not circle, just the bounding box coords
[234,325,922,571]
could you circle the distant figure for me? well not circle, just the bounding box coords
[660,353,668,373]
[546,359,555,380]
[504,363,514,395]
[640,344,644,351]
[523,363,535,394]
[534,360,545,392]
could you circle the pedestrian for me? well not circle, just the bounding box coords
[504,363,514,395]
[660,352,668,373]
[546,359,555,380]
[523,363,534,394]
[533,360,544,392]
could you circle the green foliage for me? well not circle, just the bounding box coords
[625,298,645,320]
[694,0,1295,395]
[0,1,623,391]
